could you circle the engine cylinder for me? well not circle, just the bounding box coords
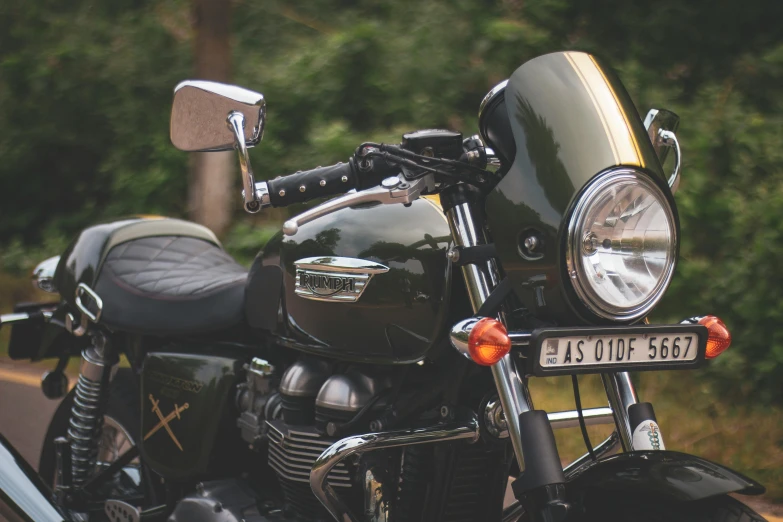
[279,358,331,425]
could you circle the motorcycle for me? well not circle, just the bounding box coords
[0,51,768,522]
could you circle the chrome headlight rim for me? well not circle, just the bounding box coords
[565,168,678,321]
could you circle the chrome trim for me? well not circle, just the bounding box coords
[659,129,682,193]
[32,256,60,293]
[364,468,389,522]
[445,200,531,472]
[478,79,508,120]
[228,111,263,213]
[0,312,30,325]
[293,257,390,303]
[565,169,678,321]
[449,317,479,359]
[484,398,508,438]
[311,415,480,522]
[601,372,639,451]
[282,174,429,236]
[75,283,103,323]
[484,146,502,173]
[254,181,271,208]
[643,108,681,194]
[548,407,614,430]
[294,257,390,274]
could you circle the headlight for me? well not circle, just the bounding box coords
[566,169,677,321]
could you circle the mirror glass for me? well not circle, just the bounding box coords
[170,80,265,152]
[643,108,679,165]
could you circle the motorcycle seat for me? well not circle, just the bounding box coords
[92,235,247,335]
[55,217,250,335]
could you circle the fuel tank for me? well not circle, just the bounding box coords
[259,197,454,364]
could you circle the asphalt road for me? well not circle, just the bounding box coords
[0,360,67,470]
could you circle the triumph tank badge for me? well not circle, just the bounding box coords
[144,394,189,451]
[294,256,389,302]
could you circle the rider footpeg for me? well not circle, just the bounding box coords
[106,500,141,522]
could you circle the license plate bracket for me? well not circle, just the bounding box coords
[526,324,708,377]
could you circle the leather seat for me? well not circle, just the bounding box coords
[93,235,248,335]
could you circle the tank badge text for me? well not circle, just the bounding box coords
[144,394,189,451]
[294,256,390,303]
[148,371,204,394]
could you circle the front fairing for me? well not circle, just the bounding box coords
[484,51,674,326]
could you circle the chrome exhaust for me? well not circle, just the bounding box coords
[0,432,68,522]
[310,414,480,522]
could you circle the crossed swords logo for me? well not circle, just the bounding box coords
[143,394,189,451]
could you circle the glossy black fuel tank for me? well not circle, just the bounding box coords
[260,198,453,364]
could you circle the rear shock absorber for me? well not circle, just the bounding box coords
[67,331,118,485]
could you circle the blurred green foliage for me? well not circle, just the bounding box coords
[1,0,782,401]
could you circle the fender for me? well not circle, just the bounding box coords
[567,451,765,502]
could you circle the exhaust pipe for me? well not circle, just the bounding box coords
[0,432,67,522]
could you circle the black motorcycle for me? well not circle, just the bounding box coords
[0,51,768,522]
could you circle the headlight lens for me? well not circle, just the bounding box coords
[566,169,676,320]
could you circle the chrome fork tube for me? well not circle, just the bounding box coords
[445,199,531,471]
[601,372,639,451]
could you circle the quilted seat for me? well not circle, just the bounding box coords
[93,235,248,334]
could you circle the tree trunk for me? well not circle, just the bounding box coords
[188,0,233,237]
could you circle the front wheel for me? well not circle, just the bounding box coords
[578,494,766,522]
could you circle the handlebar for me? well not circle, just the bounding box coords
[267,161,357,207]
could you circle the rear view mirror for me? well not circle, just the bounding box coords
[170,80,265,152]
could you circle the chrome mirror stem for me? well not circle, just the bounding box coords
[227,111,267,213]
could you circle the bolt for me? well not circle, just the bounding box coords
[341,175,348,183]
[214,502,223,513]
[299,185,306,193]
[421,146,435,158]
[446,248,460,262]
[319,179,326,187]
[278,189,286,197]
[440,405,450,418]
[524,235,539,252]
[369,420,382,432]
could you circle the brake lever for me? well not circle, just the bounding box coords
[282,174,432,236]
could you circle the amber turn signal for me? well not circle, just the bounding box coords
[468,317,511,366]
[698,315,731,359]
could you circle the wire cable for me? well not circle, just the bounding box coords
[572,374,596,461]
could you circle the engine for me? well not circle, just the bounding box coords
[233,356,511,522]
[235,357,390,520]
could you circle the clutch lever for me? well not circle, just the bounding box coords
[282,174,432,236]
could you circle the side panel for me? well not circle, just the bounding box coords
[139,351,242,480]
[262,198,453,364]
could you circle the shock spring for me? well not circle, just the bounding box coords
[67,332,118,485]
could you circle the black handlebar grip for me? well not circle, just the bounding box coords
[267,161,357,207]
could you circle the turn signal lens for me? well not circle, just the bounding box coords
[468,317,511,366]
[698,316,731,359]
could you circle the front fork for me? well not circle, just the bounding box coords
[442,189,649,520]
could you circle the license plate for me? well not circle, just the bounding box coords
[528,324,707,376]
